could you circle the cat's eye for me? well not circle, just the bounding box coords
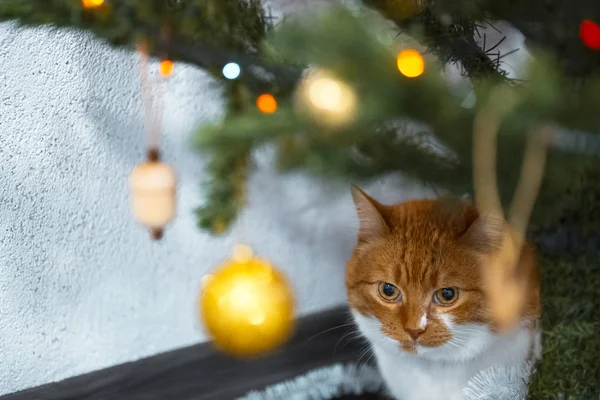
[433,287,459,306]
[377,282,402,302]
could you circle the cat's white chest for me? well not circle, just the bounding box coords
[353,312,538,400]
[374,347,470,400]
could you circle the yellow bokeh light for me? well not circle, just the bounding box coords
[397,49,425,78]
[82,0,104,8]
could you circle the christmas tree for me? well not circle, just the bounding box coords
[1,0,599,398]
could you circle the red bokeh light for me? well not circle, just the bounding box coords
[580,20,600,50]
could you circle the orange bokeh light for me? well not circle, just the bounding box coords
[159,60,174,77]
[396,49,425,78]
[82,0,104,8]
[256,94,277,114]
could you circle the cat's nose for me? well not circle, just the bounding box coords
[405,328,424,341]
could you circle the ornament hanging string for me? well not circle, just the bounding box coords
[137,41,166,160]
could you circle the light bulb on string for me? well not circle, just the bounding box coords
[159,60,174,77]
[223,62,241,80]
[295,68,357,127]
[308,77,345,112]
[397,49,425,78]
[580,20,600,50]
[82,0,104,8]
[257,94,278,114]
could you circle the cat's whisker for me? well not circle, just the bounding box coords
[443,340,463,352]
[365,352,376,366]
[452,337,473,347]
[302,322,355,345]
[454,328,483,334]
[356,344,374,366]
[332,330,363,356]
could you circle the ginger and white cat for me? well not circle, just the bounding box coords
[346,187,541,400]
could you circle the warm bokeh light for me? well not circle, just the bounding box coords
[199,248,295,357]
[82,0,104,8]
[295,68,357,127]
[256,93,277,114]
[159,60,174,77]
[397,49,425,78]
[308,77,348,112]
[580,20,600,50]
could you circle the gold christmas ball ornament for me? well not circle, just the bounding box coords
[295,68,357,128]
[129,149,177,240]
[378,0,423,20]
[199,244,296,358]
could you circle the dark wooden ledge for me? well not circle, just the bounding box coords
[2,306,370,400]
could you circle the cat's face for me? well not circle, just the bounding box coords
[345,187,539,361]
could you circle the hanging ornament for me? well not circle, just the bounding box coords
[295,68,357,127]
[199,244,296,358]
[129,43,177,240]
[379,0,423,20]
[580,20,600,50]
[397,49,425,78]
[256,93,278,114]
[129,150,176,240]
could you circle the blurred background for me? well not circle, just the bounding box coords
[0,0,597,397]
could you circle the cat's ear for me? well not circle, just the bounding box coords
[460,212,505,253]
[350,185,390,242]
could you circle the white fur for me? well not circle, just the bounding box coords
[418,314,427,329]
[352,311,539,400]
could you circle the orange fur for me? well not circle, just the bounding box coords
[346,188,541,349]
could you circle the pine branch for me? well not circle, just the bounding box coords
[168,40,301,94]
[0,0,301,93]
[195,81,252,234]
[362,0,510,83]
[193,8,600,234]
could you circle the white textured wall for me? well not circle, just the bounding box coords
[0,12,431,399]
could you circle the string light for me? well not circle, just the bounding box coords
[82,0,104,7]
[308,77,345,112]
[159,60,174,77]
[580,20,600,50]
[222,62,241,80]
[397,49,425,78]
[256,94,277,114]
[295,68,356,127]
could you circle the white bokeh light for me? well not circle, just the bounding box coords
[222,62,241,80]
